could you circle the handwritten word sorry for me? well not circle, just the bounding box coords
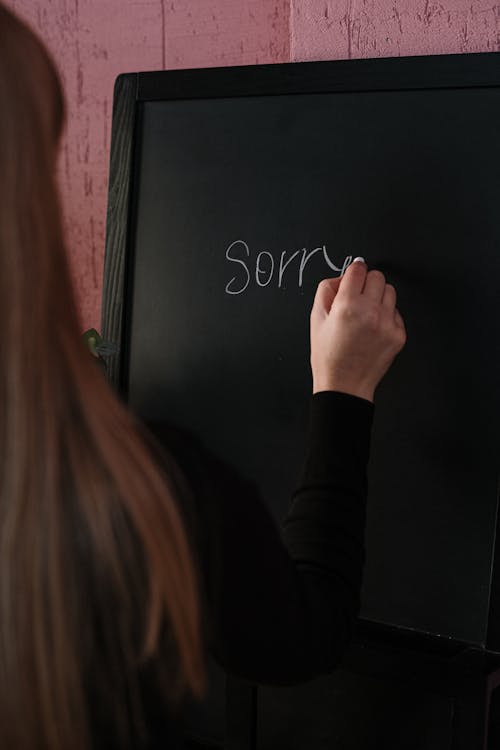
[225,239,353,295]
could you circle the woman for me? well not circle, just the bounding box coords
[0,4,406,749]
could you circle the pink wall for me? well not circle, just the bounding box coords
[291,1,499,61]
[5,1,498,329]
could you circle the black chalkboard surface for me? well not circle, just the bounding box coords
[103,53,500,651]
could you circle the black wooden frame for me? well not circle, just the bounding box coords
[102,51,500,748]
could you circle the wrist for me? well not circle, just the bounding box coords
[312,378,375,403]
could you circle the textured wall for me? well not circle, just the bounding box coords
[5,1,498,328]
[6,0,290,328]
[291,0,499,61]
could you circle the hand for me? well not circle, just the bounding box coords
[310,260,406,402]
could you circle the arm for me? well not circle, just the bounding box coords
[145,389,373,686]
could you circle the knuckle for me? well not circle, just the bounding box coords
[362,305,381,330]
[337,301,381,331]
[393,326,407,349]
[368,269,385,285]
[336,300,356,321]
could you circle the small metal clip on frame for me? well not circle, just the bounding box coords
[82,328,118,372]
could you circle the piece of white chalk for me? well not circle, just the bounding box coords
[353,256,365,263]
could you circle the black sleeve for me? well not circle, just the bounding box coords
[143,390,374,686]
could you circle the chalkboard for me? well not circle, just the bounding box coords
[103,53,500,650]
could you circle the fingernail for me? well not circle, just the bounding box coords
[353,256,365,264]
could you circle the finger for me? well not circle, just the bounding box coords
[337,258,367,298]
[395,308,405,330]
[382,283,396,311]
[311,277,342,318]
[364,270,386,303]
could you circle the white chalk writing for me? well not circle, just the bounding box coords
[225,240,352,295]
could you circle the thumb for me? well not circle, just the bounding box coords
[311,277,342,320]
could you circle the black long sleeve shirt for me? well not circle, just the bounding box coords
[146,391,373,686]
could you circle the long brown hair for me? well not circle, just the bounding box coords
[0,5,205,748]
